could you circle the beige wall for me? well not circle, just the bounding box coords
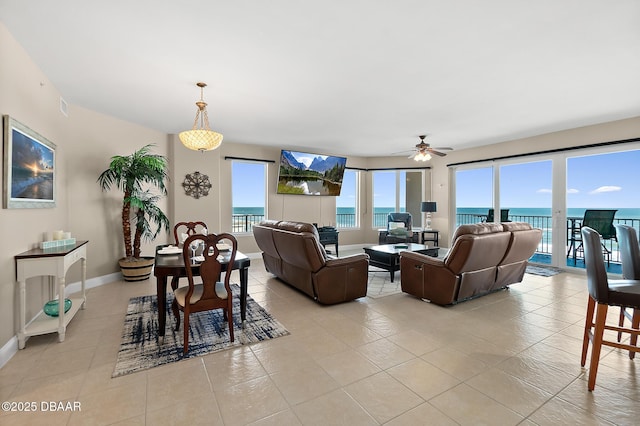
[0,24,169,349]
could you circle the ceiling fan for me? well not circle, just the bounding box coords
[407,135,453,161]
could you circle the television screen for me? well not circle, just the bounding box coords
[277,150,347,196]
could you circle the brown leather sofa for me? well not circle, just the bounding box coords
[253,220,369,304]
[400,222,542,305]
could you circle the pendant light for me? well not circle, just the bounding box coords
[179,82,223,152]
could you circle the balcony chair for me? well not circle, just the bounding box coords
[580,226,640,391]
[485,209,510,223]
[172,233,237,355]
[613,224,640,355]
[570,210,617,266]
[379,212,418,244]
[171,221,208,290]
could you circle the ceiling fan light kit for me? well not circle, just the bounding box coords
[409,135,452,161]
[179,82,224,152]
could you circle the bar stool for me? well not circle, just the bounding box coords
[580,226,640,391]
[613,224,640,356]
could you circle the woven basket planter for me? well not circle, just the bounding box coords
[119,257,154,282]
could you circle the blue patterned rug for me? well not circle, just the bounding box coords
[112,284,289,377]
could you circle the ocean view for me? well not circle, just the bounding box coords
[234,207,640,230]
[236,207,640,219]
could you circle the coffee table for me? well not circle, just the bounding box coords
[363,243,438,282]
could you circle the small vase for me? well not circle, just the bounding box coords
[43,299,72,317]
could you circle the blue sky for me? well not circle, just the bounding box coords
[232,162,266,207]
[457,150,640,208]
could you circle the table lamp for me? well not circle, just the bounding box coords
[421,201,437,230]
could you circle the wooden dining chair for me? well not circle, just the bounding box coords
[171,221,208,290]
[613,224,640,355]
[172,232,237,355]
[173,221,208,246]
[580,226,640,390]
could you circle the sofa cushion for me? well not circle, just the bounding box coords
[277,221,319,237]
[389,226,410,236]
[451,222,503,244]
[501,222,533,232]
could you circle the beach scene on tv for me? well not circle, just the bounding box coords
[277,150,347,196]
[10,129,54,201]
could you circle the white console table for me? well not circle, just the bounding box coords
[14,240,88,349]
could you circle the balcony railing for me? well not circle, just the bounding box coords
[232,214,264,233]
[337,213,357,228]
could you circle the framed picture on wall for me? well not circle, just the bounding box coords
[3,115,56,209]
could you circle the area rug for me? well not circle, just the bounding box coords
[366,267,402,298]
[525,264,563,277]
[112,284,289,377]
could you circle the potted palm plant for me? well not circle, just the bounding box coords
[98,144,170,281]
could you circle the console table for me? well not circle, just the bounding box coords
[317,227,339,256]
[14,240,88,349]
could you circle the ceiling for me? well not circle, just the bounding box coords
[2,1,639,157]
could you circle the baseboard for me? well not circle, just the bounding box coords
[0,271,123,370]
[64,271,122,297]
[0,336,18,369]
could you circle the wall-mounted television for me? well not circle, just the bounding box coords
[277,150,347,196]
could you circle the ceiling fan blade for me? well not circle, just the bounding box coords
[430,150,447,157]
[433,147,453,151]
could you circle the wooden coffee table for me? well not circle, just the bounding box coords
[363,243,438,282]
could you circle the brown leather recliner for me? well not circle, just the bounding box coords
[400,222,542,305]
[253,220,369,304]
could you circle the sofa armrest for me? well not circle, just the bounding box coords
[325,253,369,267]
[400,250,445,267]
[400,251,459,305]
[314,254,369,304]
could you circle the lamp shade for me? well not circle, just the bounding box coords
[421,201,437,213]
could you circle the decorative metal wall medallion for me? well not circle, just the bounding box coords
[182,171,212,199]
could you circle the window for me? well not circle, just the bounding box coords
[231,160,267,233]
[336,169,358,228]
[372,170,423,228]
[455,167,493,226]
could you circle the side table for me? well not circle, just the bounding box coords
[420,230,439,246]
[14,240,88,349]
[317,227,339,256]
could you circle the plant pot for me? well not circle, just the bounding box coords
[119,257,155,282]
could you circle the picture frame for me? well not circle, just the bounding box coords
[3,115,56,209]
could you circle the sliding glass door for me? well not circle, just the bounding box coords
[566,149,640,268]
[499,160,552,262]
[452,142,640,269]
[455,166,493,226]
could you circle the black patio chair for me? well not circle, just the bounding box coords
[485,209,510,223]
[570,209,617,266]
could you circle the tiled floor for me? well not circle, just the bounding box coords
[1,258,639,425]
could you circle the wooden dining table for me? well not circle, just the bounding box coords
[153,244,251,338]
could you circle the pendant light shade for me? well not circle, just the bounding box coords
[179,82,223,152]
